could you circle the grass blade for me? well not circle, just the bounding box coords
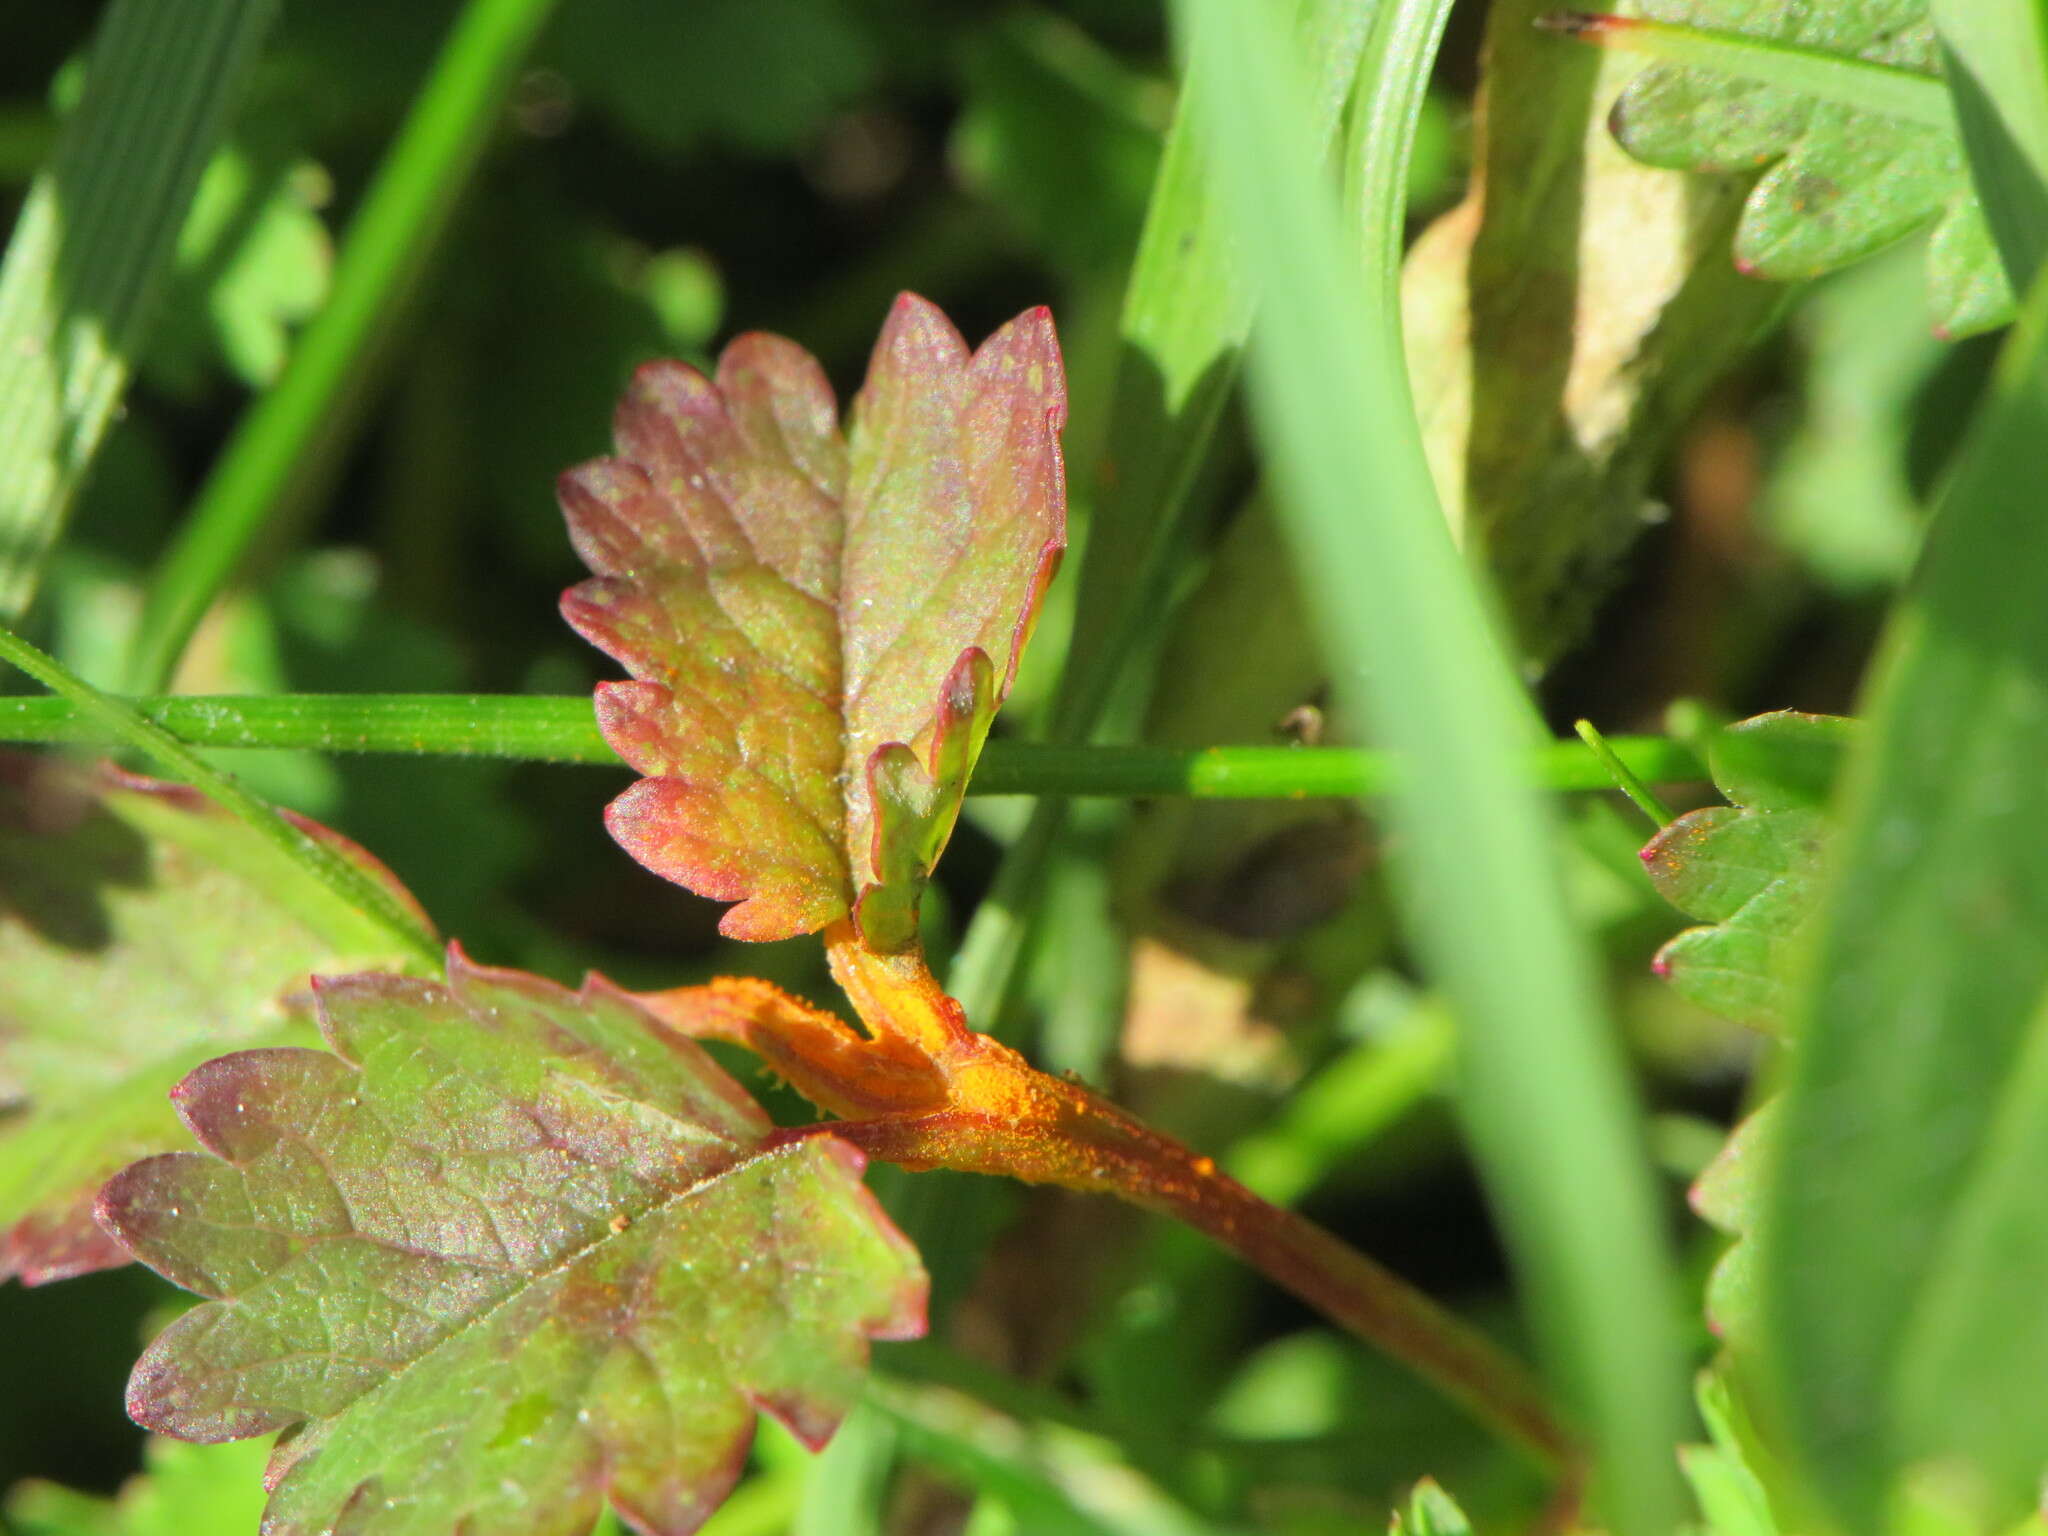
[1173,1,1688,1529]
[1933,0,2048,286]
[123,0,560,693]
[0,689,1705,798]
[945,0,1374,1028]
[0,0,278,621]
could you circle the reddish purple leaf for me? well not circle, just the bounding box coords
[560,293,1066,949]
[99,947,926,1536]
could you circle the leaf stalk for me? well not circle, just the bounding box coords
[804,1100,1582,1493]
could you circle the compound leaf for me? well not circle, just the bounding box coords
[0,753,427,1285]
[559,294,1066,952]
[99,948,927,1536]
[1640,711,1849,1031]
[1609,0,2017,336]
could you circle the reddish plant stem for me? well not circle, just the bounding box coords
[791,1099,1582,1491]
[699,931,1583,1509]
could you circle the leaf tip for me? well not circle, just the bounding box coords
[876,290,968,367]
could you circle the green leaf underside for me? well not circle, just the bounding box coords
[1611,0,2017,336]
[1641,711,1849,1032]
[559,293,1066,950]
[0,754,424,1285]
[99,950,926,1536]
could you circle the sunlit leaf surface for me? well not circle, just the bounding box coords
[100,949,926,1536]
[559,293,1066,950]
[1610,0,2015,336]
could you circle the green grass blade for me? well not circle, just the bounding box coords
[945,0,1374,1029]
[1544,12,1953,129]
[1051,0,1375,739]
[1933,0,2048,287]
[0,691,614,761]
[1173,1,1688,1528]
[0,689,1705,798]
[0,0,278,622]
[1575,720,1677,828]
[1759,261,2048,1531]
[0,626,439,971]
[123,0,560,693]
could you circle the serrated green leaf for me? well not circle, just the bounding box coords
[1610,1,2018,336]
[0,754,426,1286]
[98,948,926,1536]
[559,294,1066,952]
[6,1435,270,1536]
[1641,711,1848,1031]
[1690,1102,1775,1353]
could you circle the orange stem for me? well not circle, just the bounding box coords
[793,1101,1580,1489]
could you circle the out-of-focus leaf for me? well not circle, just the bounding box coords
[1678,1369,1780,1536]
[144,126,333,397]
[1388,1478,1473,1536]
[1640,712,1850,1031]
[559,294,1066,951]
[864,1373,1223,1536]
[1929,0,2048,290]
[547,0,879,156]
[1690,1102,1775,1353]
[99,949,927,1536]
[1760,247,1942,591]
[6,1435,270,1536]
[0,754,426,1286]
[258,549,531,940]
[1609,0,2016,336]
[1403,0,1783,665]
[950,10,1168,279]
[473,192,728,579]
